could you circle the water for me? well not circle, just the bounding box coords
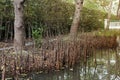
[22,50,120,80]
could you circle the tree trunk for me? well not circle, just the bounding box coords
[70,0,84,37]
[13,0,25,52]
[106,0,112,30]
[117,0,120,19]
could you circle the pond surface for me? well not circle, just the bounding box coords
[23,50,120,80]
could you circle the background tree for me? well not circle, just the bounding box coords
[13,0,25,52]
[86,0,113,29]
[106,0,113,29]
[0,0,118,41]
[70,0,84,37]
[117,0,120,19]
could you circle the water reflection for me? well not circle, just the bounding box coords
[23,50,120,80]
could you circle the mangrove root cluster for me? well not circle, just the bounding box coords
[0,35,118,79]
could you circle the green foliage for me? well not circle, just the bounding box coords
[94,30,120,37]
[0,26,5,30]
[32,28,43,40]
[32,22,44,47]
[25,0,109,33]
[24,0,74,35]
[32,27,43,47]
[0,0,118,41]
[84,0,113,12]
[79,8,106,32]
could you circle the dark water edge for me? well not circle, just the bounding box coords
[14,50,119,80]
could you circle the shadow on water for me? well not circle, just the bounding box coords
[21,49,120,80]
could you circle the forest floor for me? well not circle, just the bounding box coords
[0,30,119,51]
[0,39,33,51]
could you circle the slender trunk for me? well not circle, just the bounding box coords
[117,0,120,19]
[28,26,31,39]
[10,23,13,40]
[13,0,25,52]
[0,14,2,40]
[2,56,6,80]
[70,0,84,37]
[106,0,112,30]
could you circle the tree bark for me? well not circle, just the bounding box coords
[13,0,25,52]
[106,0,112,30]
[70,0,84,37]
[117,0,120,19]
